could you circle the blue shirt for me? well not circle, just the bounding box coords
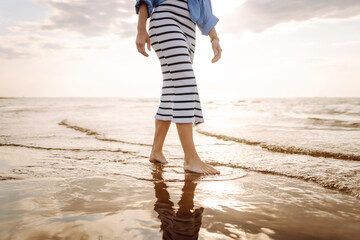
[135,0,219,36]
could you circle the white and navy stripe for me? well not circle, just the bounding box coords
[149,0,204,124]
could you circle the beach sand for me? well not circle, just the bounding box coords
[1,145,360,240]
[1,97,360,239]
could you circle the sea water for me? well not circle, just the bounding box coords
[0,97,359,198]
[1,97,360,239]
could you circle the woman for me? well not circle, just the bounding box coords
[135,0,221,175]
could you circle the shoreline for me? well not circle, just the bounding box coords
[1,149,360,240]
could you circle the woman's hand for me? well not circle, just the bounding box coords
[136,2,150,57]
[136,29,151,57]
[208,26,222,63]
[211,39,222,63]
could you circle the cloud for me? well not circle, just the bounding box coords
[0,46,32,59]
[0,32,70,60]
[331,40,360,46]
[224,0,360,34]
[36,0,136,37]
[41,42,66,49]
[0,0,136,60]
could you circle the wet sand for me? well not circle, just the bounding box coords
[1,147,360,240]
[1,97,360,239]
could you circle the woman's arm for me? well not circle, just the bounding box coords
[135,2,151,57]
[208,27,222,63]
[196,0,222,63]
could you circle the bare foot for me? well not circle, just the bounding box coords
[184,154,220,175]
[149,150,168,164]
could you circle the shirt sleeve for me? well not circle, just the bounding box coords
[197,0,219,36]
[135,0,154,18]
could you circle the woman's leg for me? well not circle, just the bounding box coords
[176,123,220,175]
[149,119,172,163]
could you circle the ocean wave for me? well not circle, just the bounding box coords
[0,176,23,181]
[206,161,360,200]
[319,107,360,116]
[0,143,137,155]
[2,107,46,113]
[58,120,100,135]
[195,129,360,161]
[307,117,360,128]
[58,120,152,146]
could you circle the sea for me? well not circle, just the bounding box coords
[0,97,359,239]
[1,97,359,198]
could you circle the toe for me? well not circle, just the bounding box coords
[209,166,218,174]
[203,167,212,175]
[204,165,216,175]
[210,167,219,175]
[201,166,209,175]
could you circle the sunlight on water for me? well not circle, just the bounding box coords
[0,97,359,239]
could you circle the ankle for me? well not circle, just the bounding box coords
[184,152,199,162]
[151,149,163,154]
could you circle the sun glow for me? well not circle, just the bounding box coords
[212,0,245,17]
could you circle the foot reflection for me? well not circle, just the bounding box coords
[152,164,204,240]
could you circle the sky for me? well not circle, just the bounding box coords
[0,0,359,99]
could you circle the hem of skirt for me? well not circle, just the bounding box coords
[154,115,204,124]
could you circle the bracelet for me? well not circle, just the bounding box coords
[210,35,220,43]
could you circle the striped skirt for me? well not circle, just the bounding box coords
[149,0,204,124]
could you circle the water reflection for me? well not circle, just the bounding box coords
[152,164,204,240]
